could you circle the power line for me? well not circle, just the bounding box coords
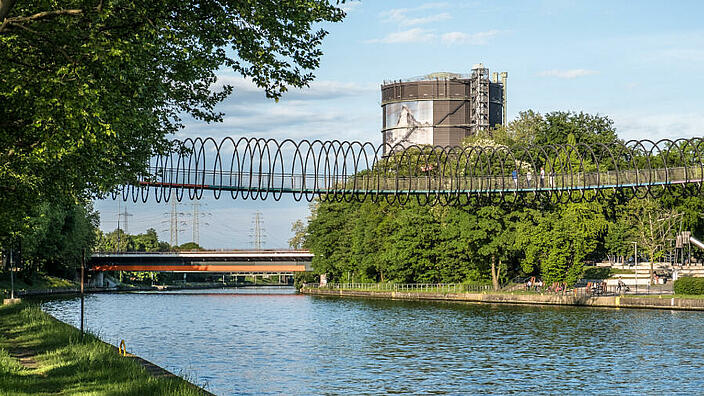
[118,207,133,234]
[169,200,180,247]
[249,211,266,250]
[193,202,199,245]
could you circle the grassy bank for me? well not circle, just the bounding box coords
[0,274,77,299]
[0,303,207,395]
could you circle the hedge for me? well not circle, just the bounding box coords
[674,277,704,295]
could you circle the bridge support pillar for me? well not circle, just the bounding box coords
[91,272,104,287]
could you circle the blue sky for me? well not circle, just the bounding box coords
[95,0,704,249]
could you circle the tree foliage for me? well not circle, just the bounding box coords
[7,200,98,278]
[305,111,704,287]
[288,219,307,250]
[518,203,608,285]
[95,227,171,253]
[0,0,345,275]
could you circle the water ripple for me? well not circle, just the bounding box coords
[42,289,704,395]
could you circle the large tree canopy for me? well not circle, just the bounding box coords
[0,0,345,245]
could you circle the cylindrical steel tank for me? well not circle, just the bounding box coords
[380,66,505,150]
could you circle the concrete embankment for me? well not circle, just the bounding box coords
[301,288,704,311]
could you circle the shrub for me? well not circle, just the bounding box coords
[294,272,319,290]
[674,277,704,295]
[582,266,611,280]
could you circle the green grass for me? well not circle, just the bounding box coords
[582,266,635,279]
[0,303,207,395]
[609,268,636,275]
[0,274,78,299]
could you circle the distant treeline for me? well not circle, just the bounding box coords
[94,228,202,253]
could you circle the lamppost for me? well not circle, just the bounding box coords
[9,248,14,300]
[632,241,638,294]
[80,249,85,336]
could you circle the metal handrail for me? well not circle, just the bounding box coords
[302,282,673,296]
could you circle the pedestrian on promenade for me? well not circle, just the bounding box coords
[512,169,518,189]
[527,171,532,188]
[617,277,625,294]
[540,167,545,188]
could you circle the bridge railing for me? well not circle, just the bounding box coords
[304,283,493,293]
[142,165,703,194]
[303,282,673,296]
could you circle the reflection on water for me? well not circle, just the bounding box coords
[42,288,704,395]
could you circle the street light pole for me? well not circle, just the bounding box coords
[80,249,85,336]
[9,248,14,300]
[632,242,638,294]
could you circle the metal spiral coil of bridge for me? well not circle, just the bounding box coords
[113,137,704,206]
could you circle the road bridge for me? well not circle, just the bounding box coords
[90,250,313,273]
[112,137,704,205]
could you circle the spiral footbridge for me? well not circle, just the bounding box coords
[113,137,704,206]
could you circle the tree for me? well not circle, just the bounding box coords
[288,220,307,250]
[95,227,171,253]
[487,110,544,146]
[348,202,394,282]
[626,199,680,284]
[604,220,632,264]
[306,201,356,281]
[132,228,161,252]
[443,204,525,290]
[437,207,481,283]
[0,0,346,247]
[534,111,619,147]
[17,200,98,277]
[518,202,608,286]
[177,242,202,251]
[383,203,441,283]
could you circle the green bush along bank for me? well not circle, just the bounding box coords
[674,277,704,295]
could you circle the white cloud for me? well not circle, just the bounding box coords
[400,13,452,26]
[380,2,452,25]
[367,29,501,46]
[214,75,376,101]
[441,30,501,45]
[538,69,598,79]
[380,8,408,21]
[181,100,378,143]
[381,3,449,17]
[179,73,380,144]
[340,1,361,13]
[365,28,435,44]
[613,112,704,142]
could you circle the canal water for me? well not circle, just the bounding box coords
[42,288,704,395]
